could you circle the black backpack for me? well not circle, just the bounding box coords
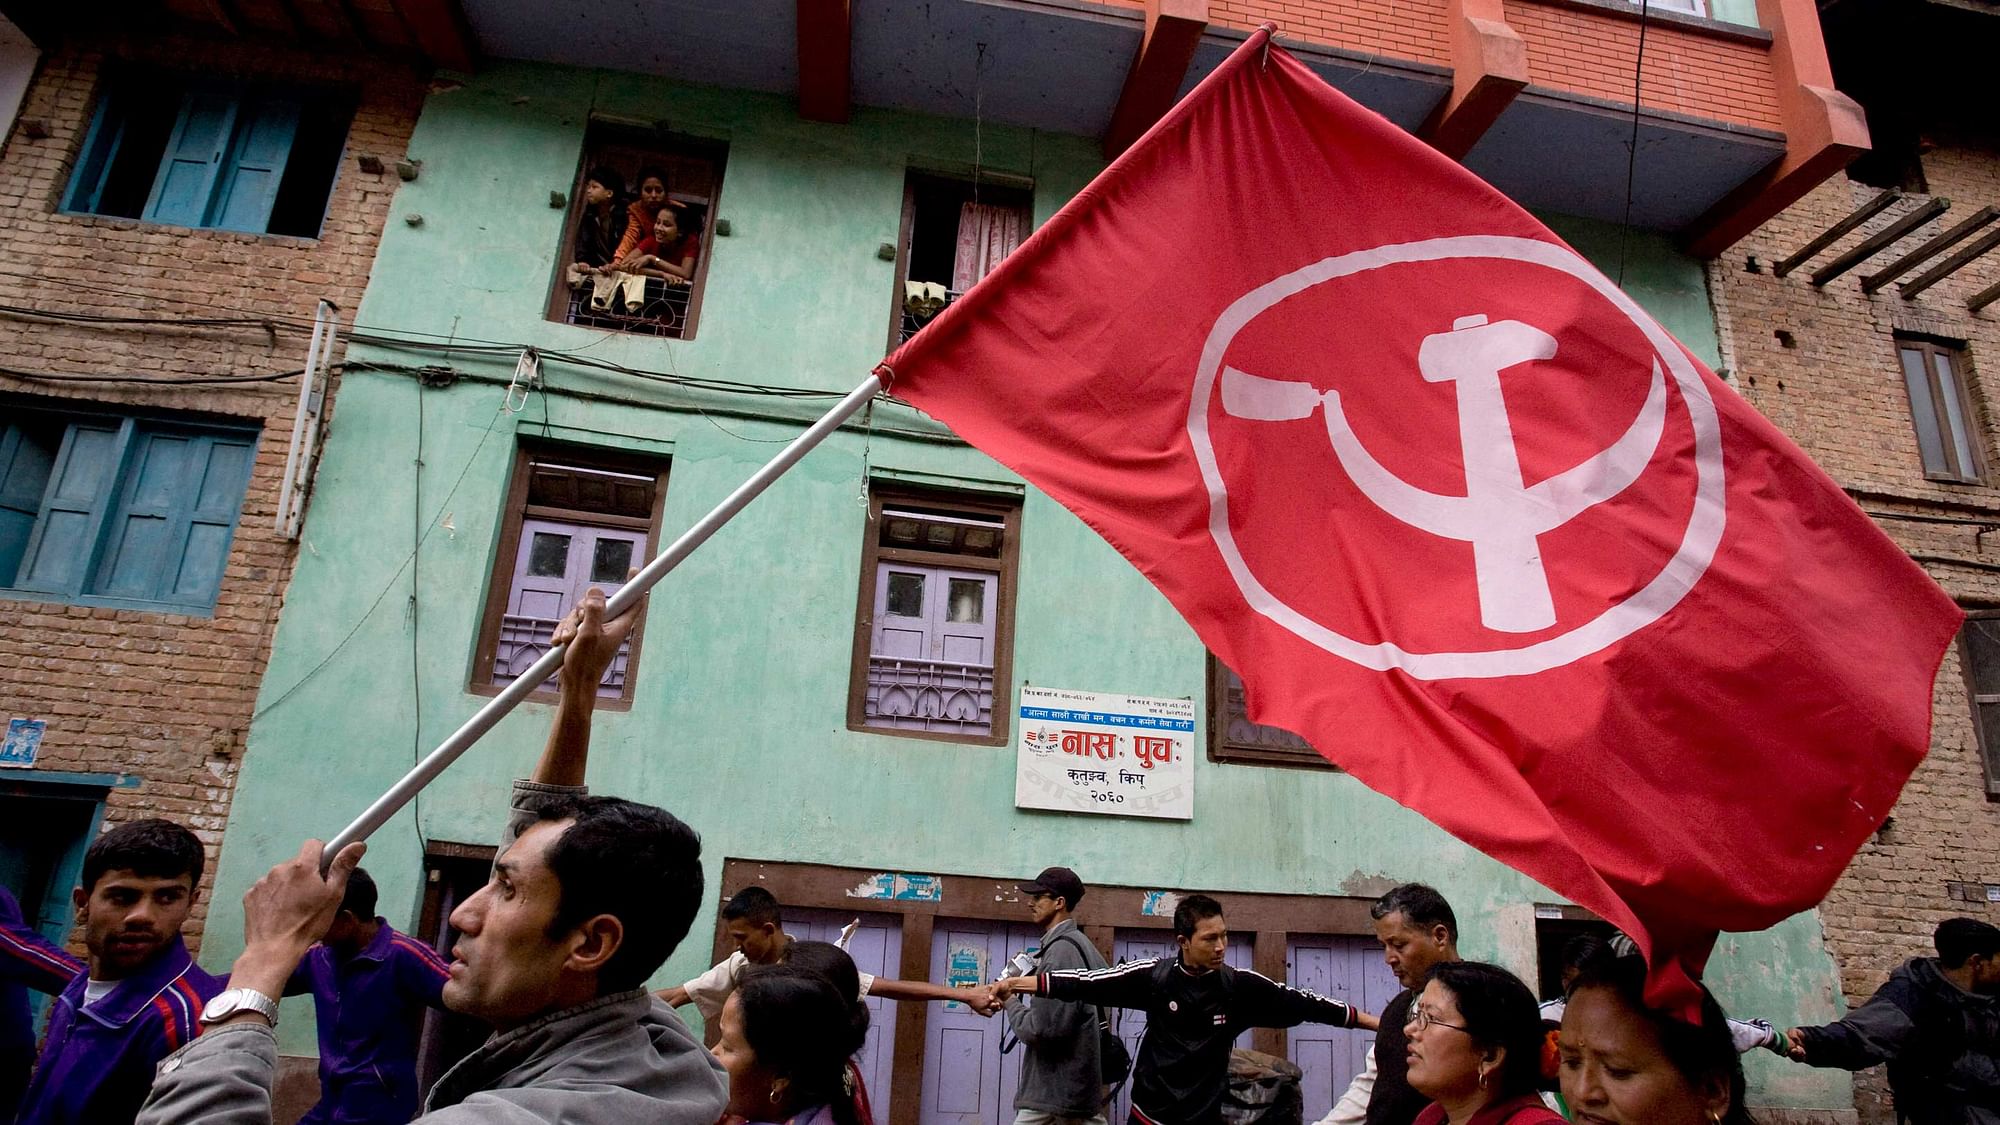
[1046,932,1134,1090]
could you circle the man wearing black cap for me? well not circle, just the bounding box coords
[1005,867,1110,1125]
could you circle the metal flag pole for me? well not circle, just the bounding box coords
[322,371,888,867]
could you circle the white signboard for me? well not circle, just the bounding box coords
[1014,686,1194,820]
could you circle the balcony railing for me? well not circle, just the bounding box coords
[494,614,630,698]
[898,288,963,343]
[863,654,993,735]
[563,277,693,339]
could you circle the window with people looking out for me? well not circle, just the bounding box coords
[549,126,725,340]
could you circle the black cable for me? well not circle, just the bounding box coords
[0,365,304,386]
[409,378,430,851]
[1615,0,1652,288]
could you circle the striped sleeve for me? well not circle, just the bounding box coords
[0,916,82,994]
[149,975,208,1053]
[1039,956,1160,1010]
[391,934,452,1007]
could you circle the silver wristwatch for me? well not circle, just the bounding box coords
[200,987,280,1029]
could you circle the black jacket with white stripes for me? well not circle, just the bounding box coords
[1039,956,1359,1125]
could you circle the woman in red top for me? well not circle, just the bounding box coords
[1406,961,1566,1125]
[611,203,700,285]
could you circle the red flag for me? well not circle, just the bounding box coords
[883,28,1961,1008]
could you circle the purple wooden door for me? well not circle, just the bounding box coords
[495,518,644,696]
[867,565,997,733]
[784,907,902,1105]
[1286,935,1402,1121]
[1109,930,1254,1125]
[919,918,1040,1125]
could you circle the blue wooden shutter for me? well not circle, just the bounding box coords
[0,424,60,585]
[210,97,300,233]
[91,429,253,608]
[13,422,129,595]
[143,91,238,227]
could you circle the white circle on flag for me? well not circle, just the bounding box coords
[1187,235,1726,680]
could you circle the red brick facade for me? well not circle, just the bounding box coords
[0,33,423,948]
[1714,140,2000,1123]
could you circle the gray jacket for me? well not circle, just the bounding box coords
[1004,918,1108,1115]
[137,779,728,1125]
[138,989,726,1125]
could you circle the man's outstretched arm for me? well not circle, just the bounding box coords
[530,579,643,787]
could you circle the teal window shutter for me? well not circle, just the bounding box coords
[210,97,301,233]
[90,429,254,608]
[143,92,239,228]
[0,423,61,585]
[13,422,130,596]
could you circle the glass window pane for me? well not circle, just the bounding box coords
[527,531,570,577]
[886,571,924,617]
[1967,619,2000,695]
[947,578,985,623]
[1932,351,1979,479]
[1900,347,1948,475]
[591,537,634,584]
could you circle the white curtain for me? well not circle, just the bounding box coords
[951,203,1027,293]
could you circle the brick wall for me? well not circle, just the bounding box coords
[1502,0,1781,131]
[1714,137,2000,1123]
[0,32,423,951]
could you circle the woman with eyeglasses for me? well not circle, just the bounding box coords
[1405,961,1566,1125]
[1557,953,1754,1125]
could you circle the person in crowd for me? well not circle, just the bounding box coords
[713,965,868,1125]
[1781,916,2000,1124]
[286,866,452,1125]
[1538,933,1779,1063]
[1404,961,1563,1125]
[774,941,876,1125]
[1320,883,1464,1125]
[0,883,82,1119]
[993,893,1376,1125]
[137,584,729,1124]
[612,166,672,262]
[568,165,626,277]
[660,888,992,1029]
[1003,866,1110,1125]
[17,818,222,1125]
[611,202,701,286]
[1557,952,1753,1125]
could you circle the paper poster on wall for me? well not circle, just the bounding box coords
[1014,686,1195,820]
[944,943,987,1010]
[0,719,44,769]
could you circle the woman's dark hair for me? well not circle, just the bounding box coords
[1566,955,1752,1125]
[1424,961,1546,1099]
[739,965,869,1125]
[635,165,670,194]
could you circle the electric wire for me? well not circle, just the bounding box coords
[1615,0,1653,288]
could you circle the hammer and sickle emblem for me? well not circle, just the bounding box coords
[1221,314,1668,634]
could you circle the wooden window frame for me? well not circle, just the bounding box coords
[886,170,1035,352]
[1956,609,2000,801]
[1205,654,1337,771]
[467,440,669,711]
[0,398,259,615]
[845,484,1021,747]
[1896,336,1985,484]
[543,123,728,342]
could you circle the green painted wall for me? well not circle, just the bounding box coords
[211,63,1840,1108]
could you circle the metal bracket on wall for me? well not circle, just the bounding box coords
[275,299,341,541]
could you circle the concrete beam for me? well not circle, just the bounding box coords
[1102,0,1207,160]
[390,0,476,72]
[1682,0,1869,257]
[797,0,852,124]
[1419,0,1527,160]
